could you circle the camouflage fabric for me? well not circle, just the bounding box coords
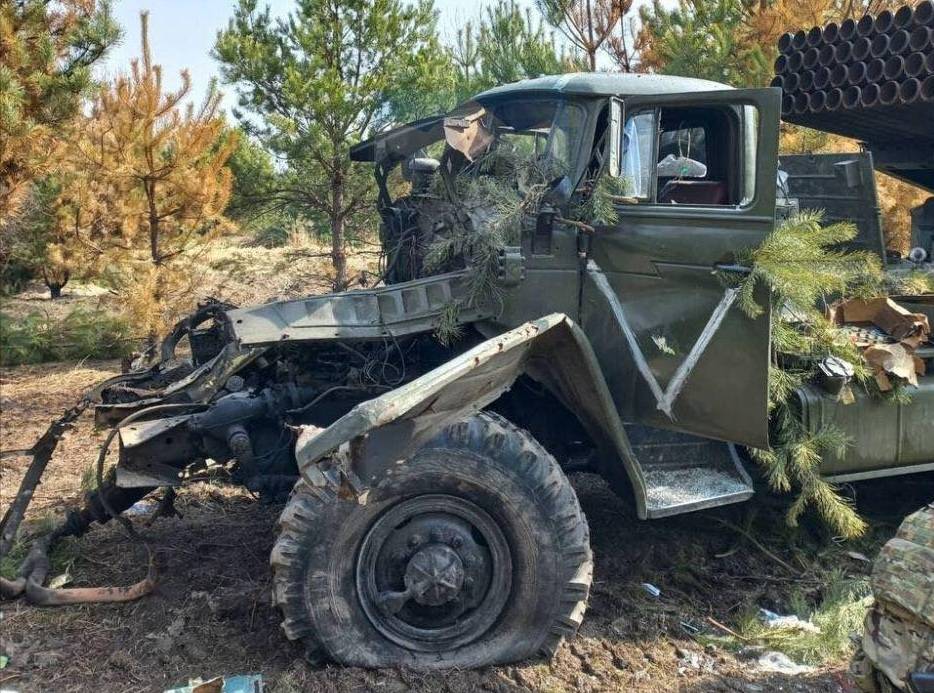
[853,503,934,691]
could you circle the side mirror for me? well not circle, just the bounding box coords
[607,97,624,178]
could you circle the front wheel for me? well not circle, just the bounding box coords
[270,412,593,669]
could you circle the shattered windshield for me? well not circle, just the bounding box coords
[443,98,587,180]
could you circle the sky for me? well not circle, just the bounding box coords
[97,0,543,111]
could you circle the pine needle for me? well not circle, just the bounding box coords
[735,212,888,538]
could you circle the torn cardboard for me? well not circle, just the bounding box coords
[829,297,930,349]
[862,344,924,390]
[443,107,493,161]
[829,297,931,389]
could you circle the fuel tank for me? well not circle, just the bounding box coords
[795,374,934,480]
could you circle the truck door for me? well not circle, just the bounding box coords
[581,88,781,448]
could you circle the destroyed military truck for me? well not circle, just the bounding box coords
[3,31,934,669]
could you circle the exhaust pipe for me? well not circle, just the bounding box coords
[880,80,901,105]
[778,32,795,55]
[814,66,832,90]
[900,78,922,103]
[860,82,881,107]
[774,54,789,74]
[921,75,934,101]
[823,22,840,45]
[867,58,886,83]
[874,9,895,35]
[808,90,828,112]
[884,54,905,81]
[819,43,836,66]
[843,85,862,109]
[915,1,934,28]
[906,52,927,78]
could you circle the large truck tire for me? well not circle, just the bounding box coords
[270,412,593,669]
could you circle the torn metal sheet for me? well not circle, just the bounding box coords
[586,261,738,418]
[227,271,490,345]
[294,313,651,518]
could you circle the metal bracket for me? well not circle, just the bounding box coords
[496,246,526,287]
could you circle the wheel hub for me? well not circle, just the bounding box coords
[356,494,512,652]
[404,544,465,606]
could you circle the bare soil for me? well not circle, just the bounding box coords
[2,360,932,692]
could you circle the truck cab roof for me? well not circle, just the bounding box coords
[350,73,734,163]
[473,72,733,100]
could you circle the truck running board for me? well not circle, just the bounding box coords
[625,425,755,518]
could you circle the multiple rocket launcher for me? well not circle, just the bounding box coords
[773,1,934,144]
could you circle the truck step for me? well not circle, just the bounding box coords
[626,425,755,518]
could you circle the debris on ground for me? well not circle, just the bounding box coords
[165,674,264,693]
[756,651,816,676]
[757,608,821,634]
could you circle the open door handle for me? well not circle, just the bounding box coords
[713,263,753,275]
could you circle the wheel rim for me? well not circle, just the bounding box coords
[355,494,512,652]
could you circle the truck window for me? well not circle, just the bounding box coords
[618,104,754,207]
[620,111,655,198]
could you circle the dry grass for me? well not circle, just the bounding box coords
[2,235,380,332]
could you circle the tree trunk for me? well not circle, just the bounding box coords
[330,163,347,290]
[331,212,347,291]
[43,269,68,299]
[148,183,163,348]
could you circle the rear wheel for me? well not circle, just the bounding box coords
[270,412,593,669]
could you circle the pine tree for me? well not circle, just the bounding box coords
[386,0,585,124]
[0,0,119,220]
[215,0,437,290]
[70,11,236,341]
[536,0,633,71]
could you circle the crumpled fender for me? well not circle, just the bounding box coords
[294,313,650,518]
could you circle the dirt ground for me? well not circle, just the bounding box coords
[2,359,932,692]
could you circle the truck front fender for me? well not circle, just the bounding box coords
[294,313,650,518]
